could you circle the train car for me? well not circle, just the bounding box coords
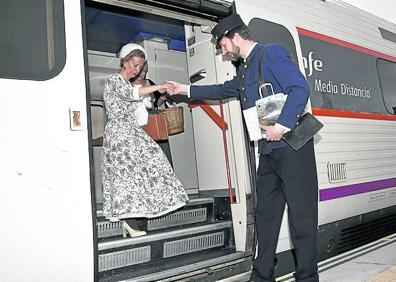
[1,0,396,281]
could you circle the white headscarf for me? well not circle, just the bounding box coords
[118,43,146,58]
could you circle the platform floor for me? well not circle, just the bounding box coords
[319,234,396,282]
[220,234,396,282]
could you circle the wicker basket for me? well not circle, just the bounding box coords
[160,106,184,135]
[142,112,169,141]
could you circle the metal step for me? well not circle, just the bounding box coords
[98,221,232,273]
[163,231,225,258]
[96,197,214,218]
[97,221,123,238]
[97,197,214,238]
[147,206,208,231]
[99,245,151,272]
[99,251,252,282]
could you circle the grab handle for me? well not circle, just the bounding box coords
[189,68,207,84]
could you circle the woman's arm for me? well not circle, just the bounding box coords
[138,82,174,97]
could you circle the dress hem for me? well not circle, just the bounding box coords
[106,201,188,222]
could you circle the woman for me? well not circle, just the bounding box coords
[101,43,189,237]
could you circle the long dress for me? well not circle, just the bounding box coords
[101,73,189,222]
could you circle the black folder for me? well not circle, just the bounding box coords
[282,112,323,150]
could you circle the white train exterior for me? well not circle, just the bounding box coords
[1,0,395,281]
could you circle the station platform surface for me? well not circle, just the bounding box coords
[220,234,396,282]
[319,233,396,282]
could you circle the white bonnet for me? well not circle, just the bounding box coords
[118,43,146,59]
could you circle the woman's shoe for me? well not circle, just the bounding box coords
[122,221,146,238]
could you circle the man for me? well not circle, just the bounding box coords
[168,14,319,282]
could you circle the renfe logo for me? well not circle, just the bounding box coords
[302,51,323,76]
[303,50,372,99]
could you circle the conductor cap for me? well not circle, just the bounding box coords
[211,14,245,47]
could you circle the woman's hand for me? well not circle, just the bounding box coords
[139,82,173,97]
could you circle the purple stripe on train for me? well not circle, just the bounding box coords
[320,178,396,201]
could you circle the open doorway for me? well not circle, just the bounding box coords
[84,1,251,280]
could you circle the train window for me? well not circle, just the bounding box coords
[248,18,298,63]
[91,103,105,146]
[0,0,66,80]
[377,59,396,114]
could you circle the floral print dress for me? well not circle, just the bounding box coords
[101,74,189,222]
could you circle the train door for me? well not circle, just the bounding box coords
[0,1,94,281]
[183,21,256,255]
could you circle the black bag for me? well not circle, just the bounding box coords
[282,112,323,150]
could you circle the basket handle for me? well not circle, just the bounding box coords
[164,97,176,109]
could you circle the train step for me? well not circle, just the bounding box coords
[96,197,215,239]
[99,250,251,282]
[97,221,233,273]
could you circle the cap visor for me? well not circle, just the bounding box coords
[215,38,222,49]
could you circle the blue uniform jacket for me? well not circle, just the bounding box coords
[190,43,310,155]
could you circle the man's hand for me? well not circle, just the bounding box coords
[159,82,175,93]
[166,81,187,95]
[260,125,284,141]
